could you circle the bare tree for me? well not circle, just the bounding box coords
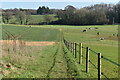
[2,11,12,24]
[25,14,31,25]
[15,10,25,24]
[44,15,53,24]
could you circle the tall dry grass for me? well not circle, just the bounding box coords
[2,40,42,69]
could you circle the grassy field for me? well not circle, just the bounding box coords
[1,24,119,78]
[29,15,58,25]
[61,25,118,78]
[2,24,60,41]
[5,14,57,25]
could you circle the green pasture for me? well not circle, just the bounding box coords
[2,24,60,41]
[62,25,118,78]
[6,14,57,25]
[29,15,57,24]
[2,24,119,78]
[61,25,118,78]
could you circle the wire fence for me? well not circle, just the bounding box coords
[63,38,119,80]
[101,56,120,66]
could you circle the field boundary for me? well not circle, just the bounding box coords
[63,37,120,80]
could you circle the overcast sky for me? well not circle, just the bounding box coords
[1,0,119,9]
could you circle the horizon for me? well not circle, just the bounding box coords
[1,2,119,10]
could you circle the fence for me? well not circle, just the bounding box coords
[63,38,120,80]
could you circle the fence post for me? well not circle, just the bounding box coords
[64,40,65,46]
[71,42,72,53]
[79,43,82,64]
[74,43,77,58]
[86,47,89,73]
[68,42,69,50]
[69,42,71,51]
[98,53,101,80]
[73,42,74,56]
[64,40,65,45]
[69,42,70,51]
[75,43,77,58]
[67,41,68,49]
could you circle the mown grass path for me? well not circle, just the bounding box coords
[45,29,72,78]
[46,42,69,78]
[46,30,72,78]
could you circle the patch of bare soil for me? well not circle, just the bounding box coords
[26,41,55,46]
[0,40,55,46]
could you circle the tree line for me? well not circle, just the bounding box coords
[55,3,120,25]
[2,2,120,25]
[2,9,35,24]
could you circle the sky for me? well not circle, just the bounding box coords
[1,0,119,9]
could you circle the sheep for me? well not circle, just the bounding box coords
[117,34,118,37]
[82,29,87,32]
[100,37,104,40]
[95,27,98,29]
[97,32,100,35]
[112,34,115,36]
